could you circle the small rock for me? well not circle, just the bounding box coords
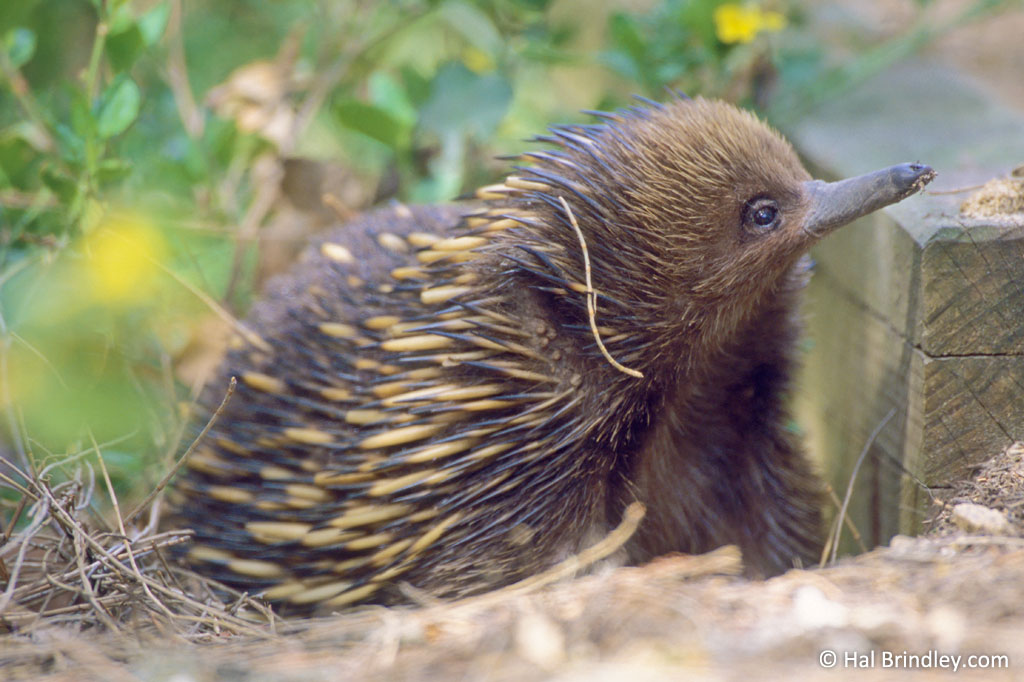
[950,502,1011,535]
[515,608,567,670]
[888,534,917,551]
[926,605,966,652]
[792,585,848,629]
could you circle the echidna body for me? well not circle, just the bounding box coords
[175,97,934,610]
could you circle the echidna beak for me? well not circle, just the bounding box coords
[802,162,936,238]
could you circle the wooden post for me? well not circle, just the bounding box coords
[786,61,1024,551]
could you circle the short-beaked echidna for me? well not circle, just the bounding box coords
[173,96,935,611]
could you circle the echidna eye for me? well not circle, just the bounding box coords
[753,206,776,226]
[743,197,781,232]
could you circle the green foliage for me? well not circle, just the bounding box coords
[96,75,141,139]
[3,28,36,69]
[604,0,768,100]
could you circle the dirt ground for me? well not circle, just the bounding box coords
[11,546,1024,682]
[1,442,1020,682]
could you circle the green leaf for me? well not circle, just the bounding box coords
[438,1,501,57]
[138,3,170,46]
[108,3,137,34]
[97,158,132,185]
[0,131,36,189]
[411,130,464,203]
[70,90,95,140]
[400,67,432,106]
[41,165,78,204]
[600,49,639,82]
[106,24,145,72]
[514,0,552,9]
[8,120,51,153]
[418,62,512,140]
[369,72,417,127]
[203,117,241,170]
[609,13,646,63]
[334,99,407,149]
[4,28,36,69]
[97,76,141,139]
[54,124,85,164]
[680,0,720,49]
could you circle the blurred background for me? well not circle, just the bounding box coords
[0,0,1021,505]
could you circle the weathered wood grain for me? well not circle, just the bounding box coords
[921,227,1024,356]
[789,60,1024,548]
[795,253,914,549]
[922,355,1024,484]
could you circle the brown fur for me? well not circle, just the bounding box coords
[174,97,834,611]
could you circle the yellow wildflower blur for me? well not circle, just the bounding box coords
[82,213,167,305]
[462,46,495,74]
[714,3,786,45]
[1,211,176,444]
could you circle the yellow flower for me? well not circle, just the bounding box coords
[462,46,495,74]
[714,3,786,45]
[83,213,166,305]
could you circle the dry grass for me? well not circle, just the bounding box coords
[0,376,285,649]
[0,461,281,638]
[0,430,736,681]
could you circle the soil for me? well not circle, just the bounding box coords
[1,442,1021,681]
[960,176,1024,220]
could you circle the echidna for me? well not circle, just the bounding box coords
[173,96,935,611]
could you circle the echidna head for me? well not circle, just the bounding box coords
[501,96,933,350]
